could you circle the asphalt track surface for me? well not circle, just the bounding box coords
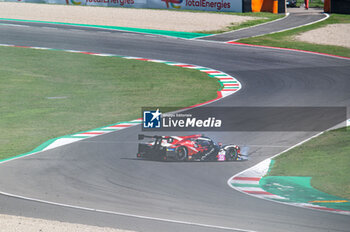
[0,20,349,232]
[197,12,327,41]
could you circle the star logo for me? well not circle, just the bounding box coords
[150,109,161,122]
[143,109,162,128]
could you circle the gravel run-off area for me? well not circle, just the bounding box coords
[295,23,350,48]
[0,2,259,32]
[0,214,134,232]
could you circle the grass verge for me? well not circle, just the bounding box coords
[268,127,350,199]
[196,12,284,34]
[237,14,350,58]
[0,46,220,160]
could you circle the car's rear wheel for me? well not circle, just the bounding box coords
[176,146,188,161]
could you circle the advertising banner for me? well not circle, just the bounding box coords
[4,0,242,12]
[61,0,147,7]
[148,0,242,12]
[3,0,46,2]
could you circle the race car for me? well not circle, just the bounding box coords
[136,134,244,161]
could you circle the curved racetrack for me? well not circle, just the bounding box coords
[0,22,349,232]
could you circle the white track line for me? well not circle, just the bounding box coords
[193,13,290,40]
[228,131,323,186]
[0,23,29,27]
[228,13,329,42]
[227,130,350,216]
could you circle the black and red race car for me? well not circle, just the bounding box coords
[137,134,245,161]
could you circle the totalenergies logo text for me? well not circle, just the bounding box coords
[161,0,183,9]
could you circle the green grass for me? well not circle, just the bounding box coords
[196,12,284,34]
[269,127,350,199]
[0,46,220,160]
[238,14,350,58]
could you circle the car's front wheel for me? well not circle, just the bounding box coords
[175,146,188,161]
[225,148,239,161]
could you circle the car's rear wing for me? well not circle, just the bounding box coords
[138,134,168,153]
[138,134,164,140]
